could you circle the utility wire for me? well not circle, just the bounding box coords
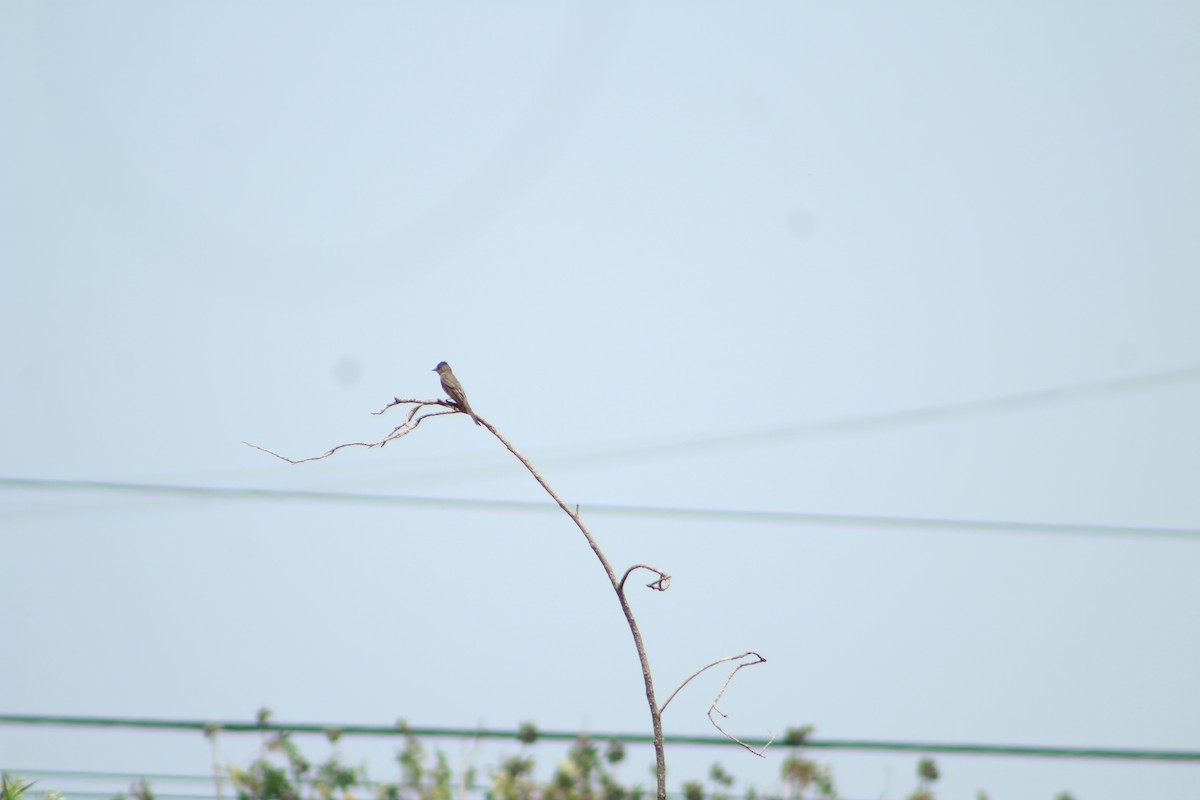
[1,715,1197,763]
[531,362,1200,467]
[208,362,1200,489]
[2,476,1199,541]
[257,362,1200,482]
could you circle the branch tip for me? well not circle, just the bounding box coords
[247,399,461,464]
[619,564,671,596]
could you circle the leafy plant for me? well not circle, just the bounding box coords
[1,775,36,800]
[780,726,836,800]
[906,758,939,800]
[224,713,365,800]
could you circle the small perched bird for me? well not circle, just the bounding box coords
[434,361,482,426]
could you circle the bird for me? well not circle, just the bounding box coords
[434,361,482,426]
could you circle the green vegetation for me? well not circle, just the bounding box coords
[4,712,1076,800]
[2,775,38,800]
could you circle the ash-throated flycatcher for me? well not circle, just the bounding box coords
[434,361,482,425]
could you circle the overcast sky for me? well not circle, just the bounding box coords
[3,3,1199,799]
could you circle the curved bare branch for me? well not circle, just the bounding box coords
[619,565,672,595]
[482,426,667,798]
[243,439,386,465]
[661,651,763,715]
[705,651,772,757]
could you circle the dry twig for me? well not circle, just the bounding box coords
[705,652,772,757]
[243,399,462,464]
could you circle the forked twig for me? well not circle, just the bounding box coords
[660,651,763,714]
[243,399,464,464]
[707,652,772,757]
[661,651,772,756]
[372,397,456,417]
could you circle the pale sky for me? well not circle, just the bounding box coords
[3,3,1199,799]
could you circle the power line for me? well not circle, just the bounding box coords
[1,715,1197,763]
[2,476,1199,541]
[320,363,1200,477]
[533,362,1200,467]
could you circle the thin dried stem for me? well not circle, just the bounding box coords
[619,565,671,594]
[456,731,483,800]
[705,652,772,757]
[661,652,757,715]
[484,426,669,799]
[373,397,456,416]
[243,400,459,463]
